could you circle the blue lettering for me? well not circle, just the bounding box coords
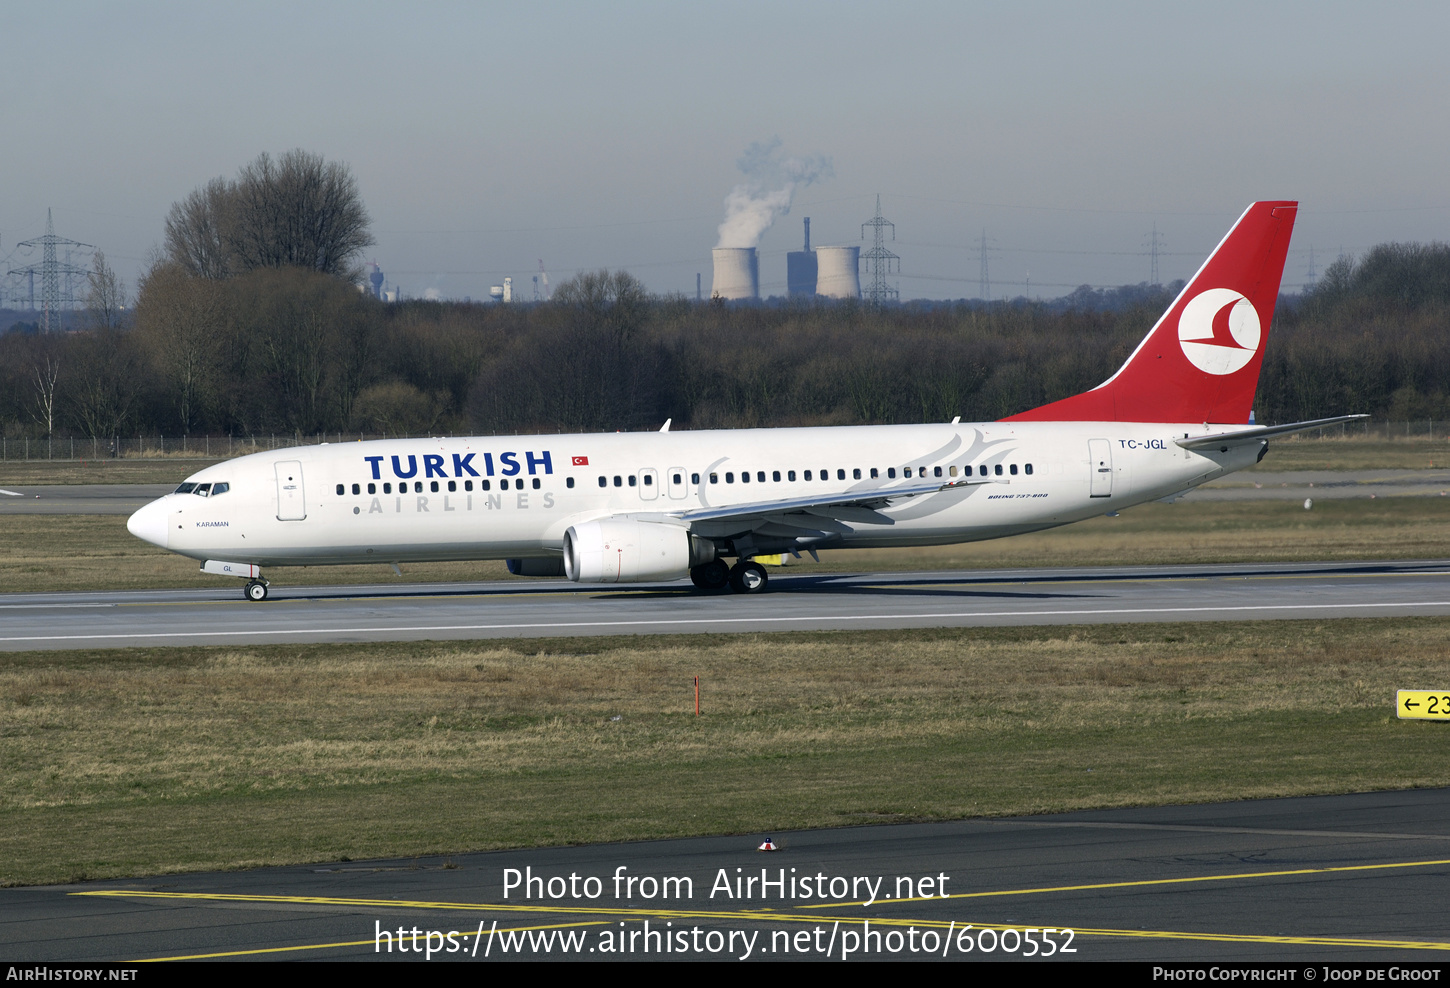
[526,451,553,475]
[391,454,418,479]
[483,452,495,477]
[500,452,521,476]
[453,453,480,477]
[364,455,384,480]
[424,454,446,478]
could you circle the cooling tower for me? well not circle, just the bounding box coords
[712,247,759,300]
[815,246,861,299]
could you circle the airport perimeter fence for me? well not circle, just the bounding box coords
[1,420,1448,461]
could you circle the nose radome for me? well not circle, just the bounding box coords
[126,498,169,549]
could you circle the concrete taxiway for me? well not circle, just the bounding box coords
[2,559,1448,651]
[5,788,1450,961]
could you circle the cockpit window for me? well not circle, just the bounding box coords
[194,483,212,496]
[211,482,229,496]
[174,483,197,494]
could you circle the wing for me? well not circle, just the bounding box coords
[630,477,1006,540]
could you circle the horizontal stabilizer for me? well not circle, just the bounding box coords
[1175,415,1368,450]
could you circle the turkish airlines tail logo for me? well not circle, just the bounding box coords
[1177,288,1261,376]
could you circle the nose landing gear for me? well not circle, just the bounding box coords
[245,580,269,602]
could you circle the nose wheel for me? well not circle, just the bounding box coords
[245,580,269,602]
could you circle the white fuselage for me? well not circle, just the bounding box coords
[134,421,1259,568]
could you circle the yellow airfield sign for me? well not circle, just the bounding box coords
[1396,691,1450,720]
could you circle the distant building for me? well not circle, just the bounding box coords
[787,217,817,298]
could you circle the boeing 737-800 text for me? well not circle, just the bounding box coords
[127,201,1360,599]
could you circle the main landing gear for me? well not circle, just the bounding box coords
[245,580,269,602]
[689,559,769,594]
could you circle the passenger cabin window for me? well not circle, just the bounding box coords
[628,475,636,487]
[464,480,473,491]
[853,468,861,479]
[367,483,376,494]
[1025,464,1033,475]
[673,473,682,485]
[949,466,958,477]
[598,476,607,487]
[979,465,988,476]
[448,480,456,492]
[481,480,491,491]
[994,464,1003,476]
[691,473,700,484]
[903,468,912,478]
[757,471,765,483]
[804,470,812,481]
[709,473,718,484]
[566,477,575,488]
[383,483,392,494]
[643,474,652,485]
[533,478,541,489]
[352,483,361,495]
[773,470,781,482]
[739,472,748,483]
[870,468,878,479]
[887,468,896,479]
[1010,464,1018,475]
[614,476,623,487]
[934,466,943,478]
[336,484,345,496]
[725,472,734,483]
[430,481,439,493]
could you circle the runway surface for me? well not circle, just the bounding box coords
[6,788,1450,962]
[0,484,171,514]
[2,559,1449,651]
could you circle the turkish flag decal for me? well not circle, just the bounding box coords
[572,455,589,466]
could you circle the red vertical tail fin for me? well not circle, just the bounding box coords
[1005,201,1297,424]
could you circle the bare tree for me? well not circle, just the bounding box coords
[85,251,127,329]
[30,354,61,438]
[163,150,374,280]
[133,262,227,434]
[164,177,234,279]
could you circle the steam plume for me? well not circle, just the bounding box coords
[715,139,832,249]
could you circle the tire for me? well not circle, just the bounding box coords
[245,580,269,602]
[690,559,731,591]
[728,561,768,594]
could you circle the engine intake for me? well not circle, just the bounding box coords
[563,519,714,583]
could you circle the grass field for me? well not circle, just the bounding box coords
[4,496,1449,595]
[2,620,1448,886]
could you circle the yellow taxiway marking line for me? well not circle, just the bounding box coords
[803,856,1450,909]
[87,891,1450,958]
[134,920,608,962]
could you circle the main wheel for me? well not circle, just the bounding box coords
[728,560,769,594]
[245,580,269,602]
[690,559,731,591]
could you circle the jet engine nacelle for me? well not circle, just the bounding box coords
[563,519,714,584]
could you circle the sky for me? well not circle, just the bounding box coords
[3,1,1449,303]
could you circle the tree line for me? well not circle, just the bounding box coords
[3,150,1449,440]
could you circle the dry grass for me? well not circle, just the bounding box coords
[1,620,1448,884]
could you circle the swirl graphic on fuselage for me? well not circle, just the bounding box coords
[1177,288,1261,376]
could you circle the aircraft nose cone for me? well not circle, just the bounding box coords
[126,498,169,549]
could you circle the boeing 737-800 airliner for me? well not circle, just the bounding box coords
[127,201,1360,600]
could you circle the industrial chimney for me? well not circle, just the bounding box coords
[711,247,759,300]
[815,246,861,299]
[787,217,817,298]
